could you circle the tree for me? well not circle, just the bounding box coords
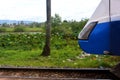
[51,14,62,27]
[20,21,24,25]
[69,19,88,37]
[30,22,41,28]
[41,0,51,56]
[2,23,9,27]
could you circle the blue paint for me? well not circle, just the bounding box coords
[78,22,110,55]
[78,21,120,56]
[111,21,120,55]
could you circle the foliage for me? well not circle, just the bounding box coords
[24,27,44,32]
[0,14,119,68]
[1,23,9,27]
[13,27,25,32]
[29,22,42,28]
[0,27,6,32]
[70,19,88,37]
[0,33,119,68]
[51,14,62,27]
[0,33,45,50]
[51,18,88,40]
[0,16,88,41]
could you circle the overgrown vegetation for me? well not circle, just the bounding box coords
[0,14,119,68]
[0,33,119,68]
[0,33,45,50]
[0,27,6,32]
[0,33,120,68]
[13,27,25,32]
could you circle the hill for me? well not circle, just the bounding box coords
[0,20,35,24]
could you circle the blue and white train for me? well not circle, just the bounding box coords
[78,0,120,56]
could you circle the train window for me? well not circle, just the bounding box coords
[79,21,98,39]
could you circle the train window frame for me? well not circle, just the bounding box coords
[79,21,98,40]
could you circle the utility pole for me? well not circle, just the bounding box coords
[41,0,51,56]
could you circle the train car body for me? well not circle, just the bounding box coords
[78,0,120,56]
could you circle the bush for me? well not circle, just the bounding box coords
[14,27,25,32]
[0,27,6,32]
[0,33,45,50]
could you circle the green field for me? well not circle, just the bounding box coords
[0,32,119,68]
[0,17,119,68]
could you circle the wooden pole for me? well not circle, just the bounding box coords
[41,0,51,56]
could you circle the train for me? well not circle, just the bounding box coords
[78,0,120,56]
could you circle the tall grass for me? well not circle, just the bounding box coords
[0,33,119,68]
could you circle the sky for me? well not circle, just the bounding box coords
[0,0,101,22]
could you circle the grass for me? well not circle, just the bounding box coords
[24,27,44,32]
[3,27,43,32]
[0,32,119,68]
[0,46,119,68]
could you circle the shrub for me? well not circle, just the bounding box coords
[13,27,25,32]
[0,27,6,32]
[0,33,45,50]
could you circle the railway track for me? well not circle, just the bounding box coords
[0,67,118,80]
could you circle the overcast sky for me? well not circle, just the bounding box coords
[0,0,101,22]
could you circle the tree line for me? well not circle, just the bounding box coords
[51,14,88,39]
[0,14,88,38]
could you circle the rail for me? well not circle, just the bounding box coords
[0,67,118,80]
